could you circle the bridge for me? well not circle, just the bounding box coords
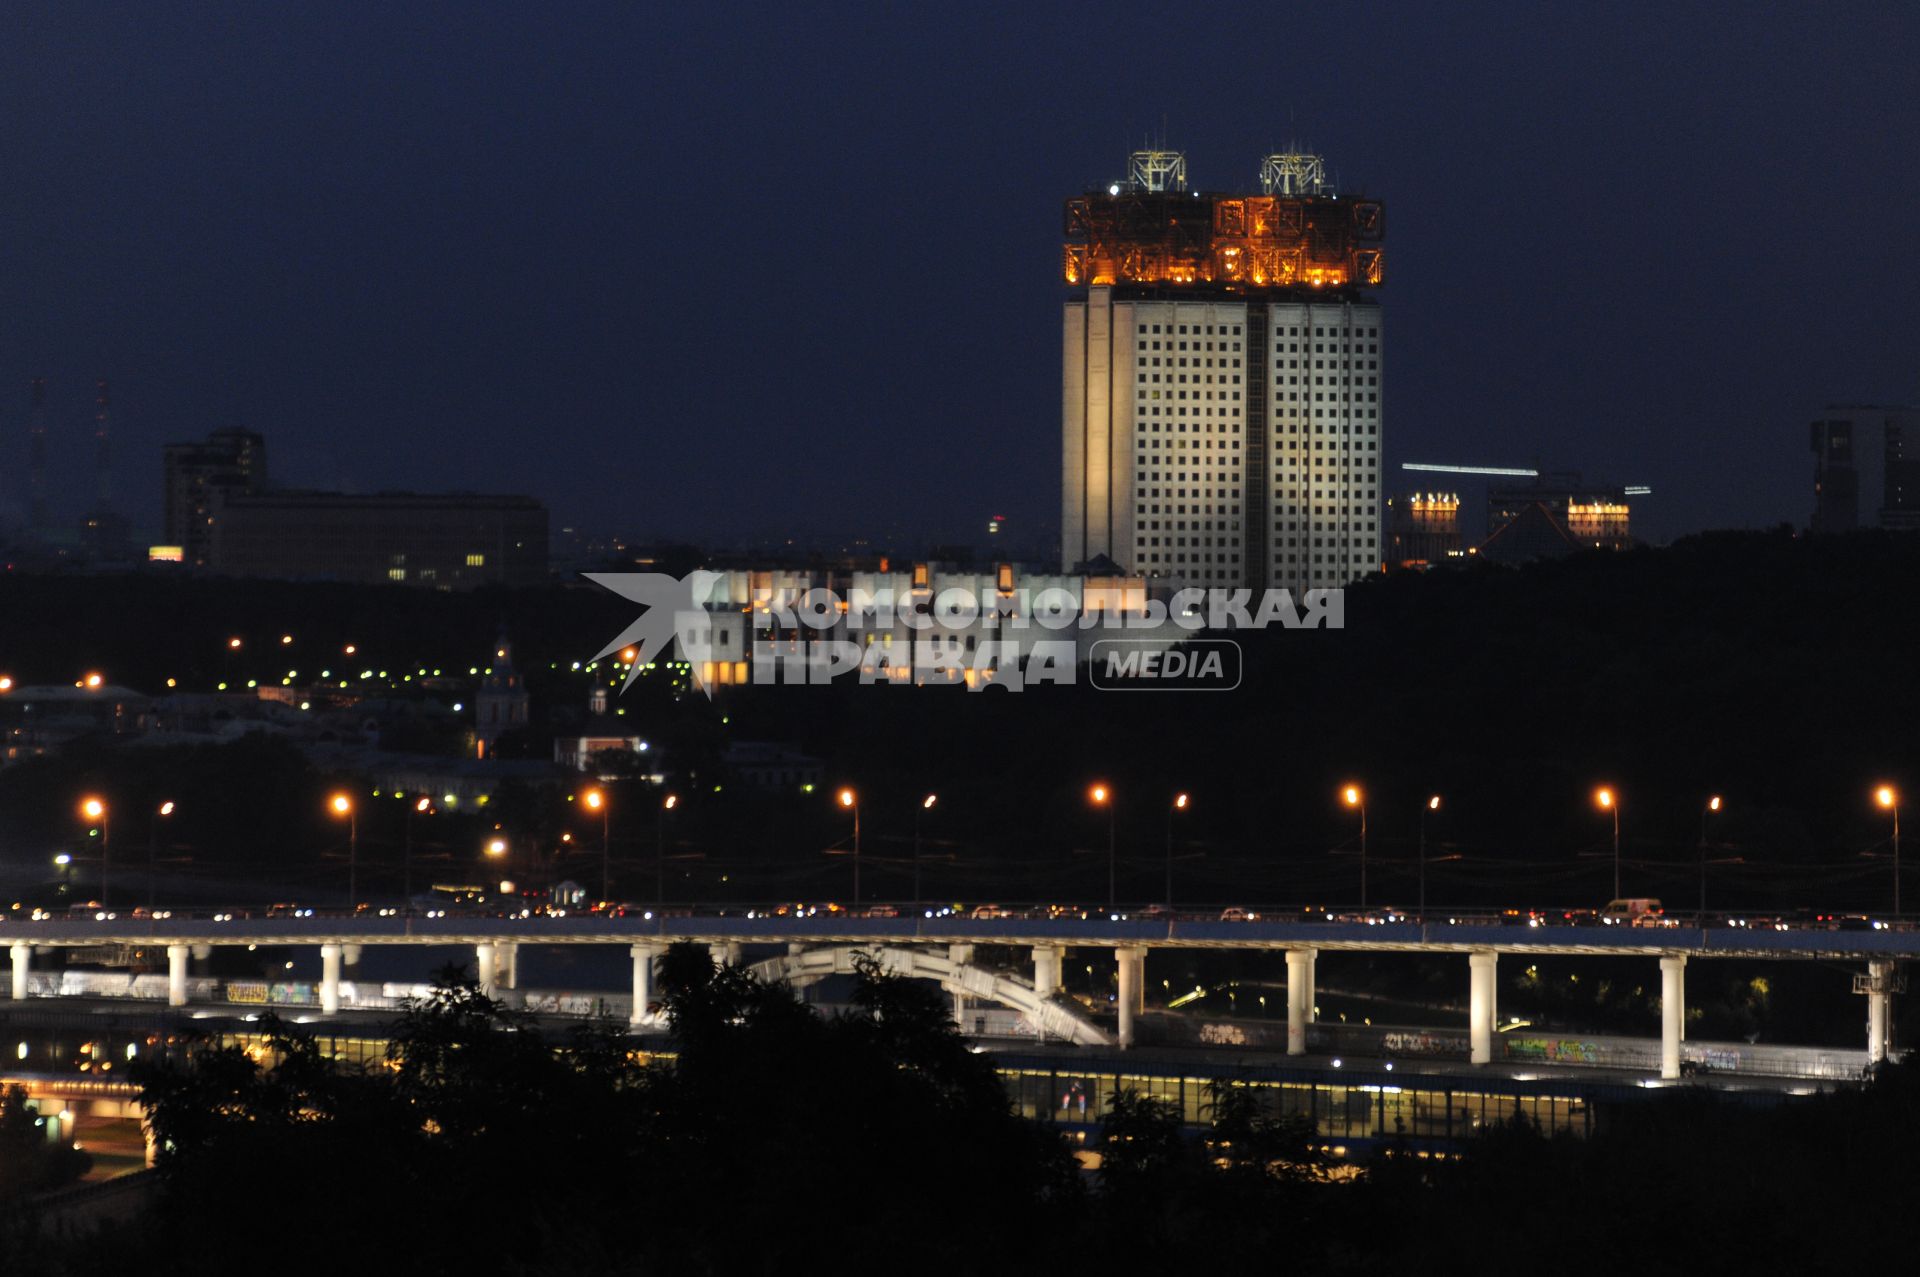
[3,911,1909,1079]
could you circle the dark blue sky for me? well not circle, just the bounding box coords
[3,2,1916,550]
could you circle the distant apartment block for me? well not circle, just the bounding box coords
[1810,405,1920,533]
[207,489,548,587]
[162,428,269,567]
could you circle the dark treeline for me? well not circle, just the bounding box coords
[4,948,1917,1275]
[2,530,1918,911]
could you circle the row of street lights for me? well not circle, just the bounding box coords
[71,777,1907,915]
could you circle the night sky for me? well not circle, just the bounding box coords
[2,3,1916,551]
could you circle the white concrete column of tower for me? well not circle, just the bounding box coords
[1660,956,1686,1080]
[475,943,497,998]
[166,945,190,1008]
[320,943,342,1016]
[1286,948,1313,1056]
[1866,959,1893,1064]
[8,943,27,1001]
[1033,945,1062,1000]
[1468,951,1497,1065]
[1114,946,1145,1048]
[630,943,663,1029]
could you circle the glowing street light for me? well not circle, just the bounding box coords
[1595,787,1620,900]
[149,800,176,917]
[1342,784,1368,908]
[838,788,861,903]
[1166,792,1190,908]
[1419,794,1442,920]
[1876,785,1900,916]
[1700,795,1726,917]
[657,793,678,905]
[329,793,359,906]
[1089,784,1116,909]
[486,837,508,857]
[79,798,109,907]
[914,793,938,912]
[403,795,433,906]
[583,788,611,902]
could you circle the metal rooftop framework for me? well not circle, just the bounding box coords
[1259,152,1330,196]
[1065,150,1383,292]
[1127,148,1187,193]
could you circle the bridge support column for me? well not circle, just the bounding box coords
[166,945,189,1008]
[342,943,363,971]
[475,943,497,998]
[1304,949,1317,1023]
[496,942,518,989]
[1115,946,1144,1049]
[189,943,212,963]
[948,944,974,968]
[1660,956,1685,1080]
[630,943,663,1028]
[1286,949,1312,1056]
[708,941,742,968]
[1033,946,1061,1000]
[1866,960,1893,1064]
[1469,951,1496,1065]
[320,944,342,1016]
[8,943,27,1000]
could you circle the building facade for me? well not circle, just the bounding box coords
[1062,149,1385,594]
[206,490,548,587]
[162,429,268,567]
[1810,405,1920,533]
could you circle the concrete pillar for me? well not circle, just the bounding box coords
[475,943,497,998]
[1660,956,1685,1080]
[9,943,27,1000]
[1286,949,1310,1056]
[1468,951,1496,1065]
[1115,946,1138,1049]
[630,943,662,1028]
[189,943,212,962]
[1867,960,1892,1064]
[496,942,519,989]
[341,943,363,969]
[320,944,342,1016]
[948,944,974,969]
[1304,949,1318,1022]
[953,989,967,1029]
[166,945,189,1008]
[1033,945,1061,1000]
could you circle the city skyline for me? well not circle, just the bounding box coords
[2,5,1917,550]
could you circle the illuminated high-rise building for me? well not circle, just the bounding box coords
[1061,147,1385,592]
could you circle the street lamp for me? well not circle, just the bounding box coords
[149,801,175,917]
[1876,785,1900,916]
[838,788,860,903]
[1166,793,1190,908]
[1419,794,1441,921]
[915,793,937,913]
[1089,784,1115,909]
[1595,786,1620,901]
[1700,795,1723,917]
[583,788,610,903]
[1341,784,1367,909]
[657,793,678,906]
[79,797,108,907]
[404,796,431,906]
[329,793,358,907]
